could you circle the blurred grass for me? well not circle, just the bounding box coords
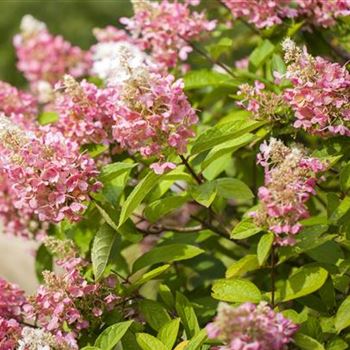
[0,0,132,86]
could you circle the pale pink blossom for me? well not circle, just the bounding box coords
[120,0,216,67]
[283,39,350,136]
[296,0,350,27]
[207,302,298,350]
[222,0,297,28]
[14,15,90,91]
[54,75,119,145]
[0,81,38,129]
[0,115,101,223]
[252,138,325,246]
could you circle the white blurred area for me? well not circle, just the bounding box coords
[0,232,39,293]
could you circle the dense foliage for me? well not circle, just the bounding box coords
[1,1,350,349]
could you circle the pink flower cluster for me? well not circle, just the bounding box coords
[120,0,216,68]
[296,0,350,28]
[222,0,296,29]
[206,302,298,350]
[283,39,350,136]
[0,277,27,320]
[252,138,325,246]
[28,257,119,349]
[13,15,90,91]
[222,0,349,28]
[0,170,44,238]
[0,318,22,350]
[54,75,119,145]
[0,278,27,350]
[0,115,101,223]
[112,69,198,174]
[237,80,286,121]
[0,81,38,129]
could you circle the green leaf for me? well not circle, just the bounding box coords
[329,196,350,224]
[335,296,350,333]
[327,337,348,350]
[119,171,160,227]
[340,163,350,192]
[95,202,119,232]
[184,329,208,350]
[287,20,305,36]
[226,255,259,278]
[231,219,262,239]
[136,333,168,350]
[95,321,133,350]
[121,331,142,350]
[215,178,254,201]
[138,300,171,331]
[35,244,53,283]
[249,39,275,69]
[38,111,59,125]
[132,244,204,273]
[294,333,325,350]
[280,266,328,302]
[159,284,175,308]
[190,182,217,207]
[82,144,108,158]
[191,119,266,155]
[91,223,117,281]
[212,279,262,303]
[158,318,180,349]
[144,194,189,223]
[129,265,171,291]
[271,53,286,75]
[257,232,274,266]
[202,134,255,170]
[175,292,200,338]
[184,69,237,90]
[100,162,137,182]
[81,347,101,350]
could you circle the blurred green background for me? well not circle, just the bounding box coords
[0,0,133,86]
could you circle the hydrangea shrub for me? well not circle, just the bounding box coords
[1,1,350,349]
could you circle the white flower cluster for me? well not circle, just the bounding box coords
[18,327,57,350]
[91,42,151,86]
[20,15,46,37]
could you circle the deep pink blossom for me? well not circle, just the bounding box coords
[0,277,27,320]
[283,39,350,136]
[13,15,90,91]
[207,302,298,350]
[112,69,198,173]
[0,318,22,350]
[120,0,216,67]
[0,81,38,129]
[28,257,119,349]
[252,138,325,246]
[222,0,297,29]
[54,75,119,145]
[0,115,101,223]
[296,0,350,27]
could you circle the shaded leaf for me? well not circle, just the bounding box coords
[119,171,160,227]
[91,223,117,281]
[132,244,204,273]
[176,292,200,338]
